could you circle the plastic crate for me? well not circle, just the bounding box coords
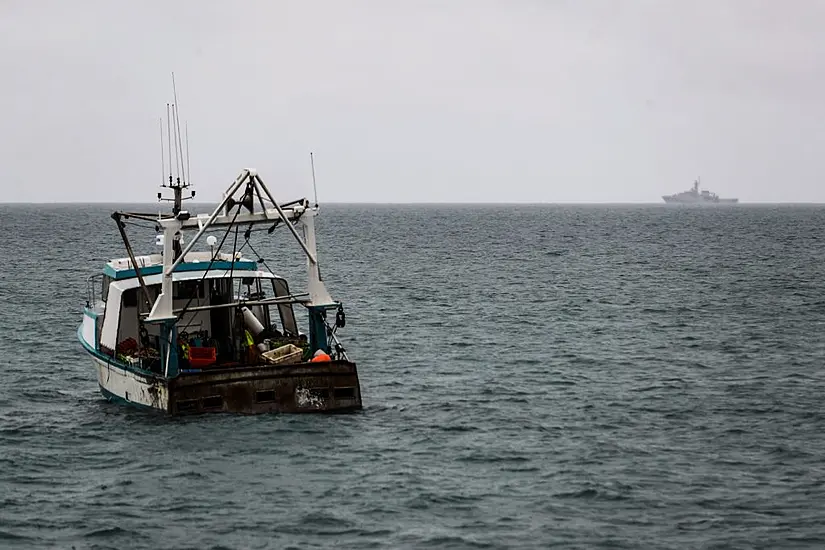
[189,346,217,367]
[262,344,303,366]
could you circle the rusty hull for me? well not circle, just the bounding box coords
[167,360,362,415]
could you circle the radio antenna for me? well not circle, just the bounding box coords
[185,122,191,186]
[172,104,180,184]
[159,117,165,186]
[310,151,319,207]
[166,104,172,187]
[158,74,195,214]
[172,72,186,184]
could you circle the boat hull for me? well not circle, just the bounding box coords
[662,196,738,204]
[92,354,169,410]
[169,361,362,415]
[86,351,362,415]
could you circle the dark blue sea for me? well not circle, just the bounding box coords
[1,203,824,549]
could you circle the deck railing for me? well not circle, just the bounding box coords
[86,274,104,309]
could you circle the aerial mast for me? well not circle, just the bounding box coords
[158,73,195,216]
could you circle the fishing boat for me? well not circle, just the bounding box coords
[78,154,362,414]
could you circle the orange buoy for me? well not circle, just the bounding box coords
[311,351,331,363]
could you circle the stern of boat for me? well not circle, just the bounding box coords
[167,360,362,415]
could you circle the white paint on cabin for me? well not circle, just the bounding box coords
[100,286,123,351]
[82,312,97,348]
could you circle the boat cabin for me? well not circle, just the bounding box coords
[83,251,313,375]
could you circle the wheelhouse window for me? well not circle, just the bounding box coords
[122,288,138,308]
[174,280,204,300]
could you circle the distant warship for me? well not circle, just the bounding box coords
[662,178,738,204]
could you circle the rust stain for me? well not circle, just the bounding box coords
[146,379,162,409]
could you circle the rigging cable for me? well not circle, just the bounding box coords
[177,203,244,334]
[243,238,276,277]
[229,224,241,305]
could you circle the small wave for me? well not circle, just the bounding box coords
[542,379,577,386]
[512,358,544,365]
[19,389,70,402]
[416,535,496,548]
[275,512,359,536]
[553,483,632,501]
[768,445,811,459]
[498,465,541,473]
[439,424,479,433]
[555,488,612,500]
[0,530,31,541]
[96,478,135,491]
[299,511,355,528]
[457,454,531,464]
[170,470,207,480]
[84,526,147,539]
[407,493,482,511]
[631,384,669,393]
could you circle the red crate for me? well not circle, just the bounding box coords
[189,346,217,367]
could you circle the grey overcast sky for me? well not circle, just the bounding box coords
[2,0,825,203]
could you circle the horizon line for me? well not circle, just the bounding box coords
[2,200,825,206]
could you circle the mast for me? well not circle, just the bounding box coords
[171,173,186,215]
[310,151,319,208]
[157,136,194,213]
[157,74,194,216]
